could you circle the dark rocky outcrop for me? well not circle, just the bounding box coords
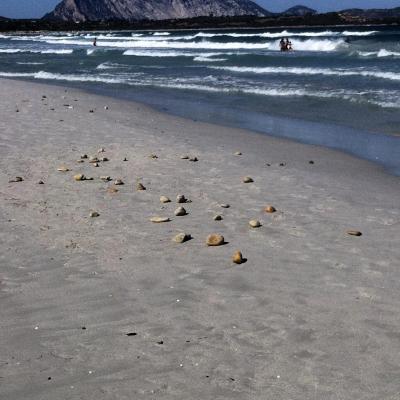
[44,0,271,22]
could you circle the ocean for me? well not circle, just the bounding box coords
[0,26,399,173]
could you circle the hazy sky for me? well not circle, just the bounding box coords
[0,0,399,19]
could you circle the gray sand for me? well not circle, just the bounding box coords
[1,78,400,400]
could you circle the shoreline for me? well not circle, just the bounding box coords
[1,77,400,399]
[3,76,400,176]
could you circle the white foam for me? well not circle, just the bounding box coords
[357,49,400,58]
[96,62,129,70]
[46,38,345,52]
[153,32,171,36]
[211,66,400,81]
[193,56,227,62]
[0,48,73,54]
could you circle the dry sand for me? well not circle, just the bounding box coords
[1,78,400,400]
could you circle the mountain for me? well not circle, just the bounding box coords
[282,5,317,17]
[340,7,400,20]
[45,0,271,22]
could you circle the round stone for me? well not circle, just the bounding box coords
[232,251,244,264]
[90,211,100,218]
[213,215,223,221]
[264,206,276,213]
[249,220,261,228]
[160,196,171,203]
[243,176,254,183]
[206,234,224,246]
[73,174,85,181]
[174,207,187,216]
[173,233,191,243]
[234,151,242,156]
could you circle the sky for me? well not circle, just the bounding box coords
[0,0,399,19]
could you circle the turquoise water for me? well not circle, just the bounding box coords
[0,26,399,173]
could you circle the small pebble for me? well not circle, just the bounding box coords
[309,160,315,164]
[76,159,84,163]
[81,154,88,159]
[264,205,276,213]
[150,216,170,223]
[57,166,69,172]
[213,215,223,221]
[189,156,198,162]
[347,230,362,237]
[136,182,146,191]
[100,176,111,182]
[73,174,85,181]
[104,106,109,110]
[100,157,108,162]
[107,187,119,193]
[206,234,224,246]
[220,204,230,208]
[98,148,105,153]
[173,233,191,243]
[160,196,171,203]
[249,220,261,228]
[93,163,99,167]
[114,179,124,185]
[9,176,24,183]
[149,154,158,159]
[234,151,242,156]
[243,176,254,183]
[232,251,245,264]
[89,157,99,163]
[174,207,187,216]
[37,180,44,185]
[180,155,189,159]
[89,211,100,218]
[176,194,187,203]
[123,157,128,162]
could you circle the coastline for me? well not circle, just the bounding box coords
[1,77,400,400]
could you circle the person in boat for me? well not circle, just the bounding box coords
[93,38,97,47]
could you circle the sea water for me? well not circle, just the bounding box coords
[0,26,399,173]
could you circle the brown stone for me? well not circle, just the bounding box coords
[232,251,244,264]
[264,206,276,213]
[206,234,224,246]
[136,182,146,191]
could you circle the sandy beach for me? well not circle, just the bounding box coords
[1,77,400,400]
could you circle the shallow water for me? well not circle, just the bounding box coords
[0,26,399,173]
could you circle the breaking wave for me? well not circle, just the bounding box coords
[211,66,400,81]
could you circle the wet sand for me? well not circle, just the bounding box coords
[1,78,400,400]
